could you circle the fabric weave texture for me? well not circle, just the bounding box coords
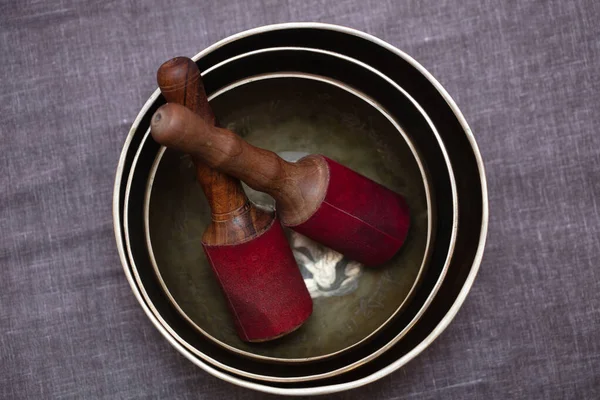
[1,0,599,398]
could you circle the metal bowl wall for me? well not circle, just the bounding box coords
[121,48,457,382]
[113,23,487,395]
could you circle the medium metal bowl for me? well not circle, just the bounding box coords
[144,73,434,363]
[113,23,487,394]
[119,47,457,381]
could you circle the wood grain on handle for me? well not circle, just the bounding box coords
[154,57,273,245]
[151,103,330,226]
[156,57,248,216]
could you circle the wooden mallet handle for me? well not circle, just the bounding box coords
[151,103,329,226]
[155,57,248,216]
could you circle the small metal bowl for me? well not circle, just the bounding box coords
[145,73,434,363]
[119,47,457,381]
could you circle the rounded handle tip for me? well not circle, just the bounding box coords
[157,56,201,93]
[150,103,189,149]
[150,103,226,164]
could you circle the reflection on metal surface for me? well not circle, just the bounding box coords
[292,232,363,299]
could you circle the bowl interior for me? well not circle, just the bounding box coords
[120,46,457,382]
[147,76,431,361]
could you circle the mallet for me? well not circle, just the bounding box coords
[155,57,312,342]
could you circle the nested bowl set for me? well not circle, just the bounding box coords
[113,23,488,396]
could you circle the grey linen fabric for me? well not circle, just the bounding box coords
[2,0,600,398]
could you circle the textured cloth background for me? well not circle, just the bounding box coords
[2,0,600,398]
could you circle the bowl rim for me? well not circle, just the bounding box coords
[142,69,435,362]
[113,22,488,396]
[122,49,457,381]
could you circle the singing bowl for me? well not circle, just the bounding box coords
[145,74,433,362]
[119,46,457,382]
[113,23,488,394]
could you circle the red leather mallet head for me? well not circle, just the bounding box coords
[152,96,410,267]
[153,57,312,342]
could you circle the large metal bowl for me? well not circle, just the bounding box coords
[113,23,487,394]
